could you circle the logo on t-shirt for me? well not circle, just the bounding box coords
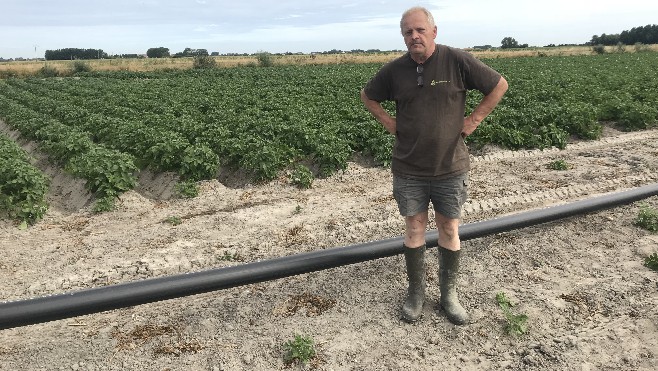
[430,80,450,86]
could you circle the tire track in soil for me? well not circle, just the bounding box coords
[462,129,658,221]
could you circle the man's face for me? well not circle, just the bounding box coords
[401,11,437,58]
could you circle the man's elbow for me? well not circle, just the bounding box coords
[497,76,509,95]
[360,89,370,104]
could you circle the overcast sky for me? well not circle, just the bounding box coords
[2,0,657,59]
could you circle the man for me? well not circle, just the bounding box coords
[360,6,508,325]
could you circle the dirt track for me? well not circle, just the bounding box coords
[1,125,658,370]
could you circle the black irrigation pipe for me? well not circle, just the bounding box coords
[2,183,658,330]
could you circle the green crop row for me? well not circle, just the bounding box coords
[1,52,657,203]
[0,91,138,213]
[0,133,48,225]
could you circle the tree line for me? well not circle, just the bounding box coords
[588,24,658,46]
[45,48,109,60]
[40,24,658,60]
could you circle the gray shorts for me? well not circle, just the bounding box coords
[392,173,469,219]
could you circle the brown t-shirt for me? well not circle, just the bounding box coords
[364,44,501,179]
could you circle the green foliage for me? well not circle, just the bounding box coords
[72,61,92,74]
[282,334,316,366]
[146,47,170,58]
[635,204,658,233]
[634,42,651,53]
[501,37,519,49]
[0,136,49,224]
[2,52,658,193]
[38,65,59,77]
[164,215,182,226]
[179,144,219,181]
[193,55,216,69]
[547,159,569,170]
[496,292,528,336]
[92,194,117,213]
[256,51,274,67]
[65,147,137,198]
[38,128,94,164]
[592,45,606,54]
[614,42,626,53]
[45,48,107,60]
[174,180,199,198]
[289,164,314,189]
[619,103,658,131]
[145,132,189,171]
[644,253,658,271]
[218,251,243,262]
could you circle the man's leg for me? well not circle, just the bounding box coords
[435,213,469,325]
[405,212,428,248]
[435,213,460,251]
[401,212,428,322]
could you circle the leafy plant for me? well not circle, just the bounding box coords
[175,180,199,198]
[592,44,606,54]
[256,51,274,67]
[496,292,528,336]
[547,159,569,170]
[72,61,92,73]
[38,65,59,77]
[634,204,658,232]
[645,253,658,271]
[179,144,219,181]
[164,216,182,226]
[93,194,117,213]
[0,157,49,224]
[218,251,243,262]
[290,164,313,189]
[192,55,216,69]
[282,334,316,366]
[65,147,138,197]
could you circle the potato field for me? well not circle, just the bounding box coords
[1,52,657,224]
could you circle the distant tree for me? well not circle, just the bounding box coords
[147,47,170,58]
[500,37,519,49]
[45,48,107,60]
[173,48,209,57]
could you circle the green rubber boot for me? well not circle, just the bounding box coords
[401,244,426,322]
[439,246,469,325]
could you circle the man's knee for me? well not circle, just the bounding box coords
[436,216,459,237]
[405,214,428,246]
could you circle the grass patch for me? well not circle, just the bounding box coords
[635,204,658,232]
[175,180,199,198]
[547,159,570,170]
[164,215,182,226]
[496,292,528,336]
[644,253,658,271]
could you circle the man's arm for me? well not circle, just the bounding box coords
[360,89,396,135]
[462,76,508,136]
